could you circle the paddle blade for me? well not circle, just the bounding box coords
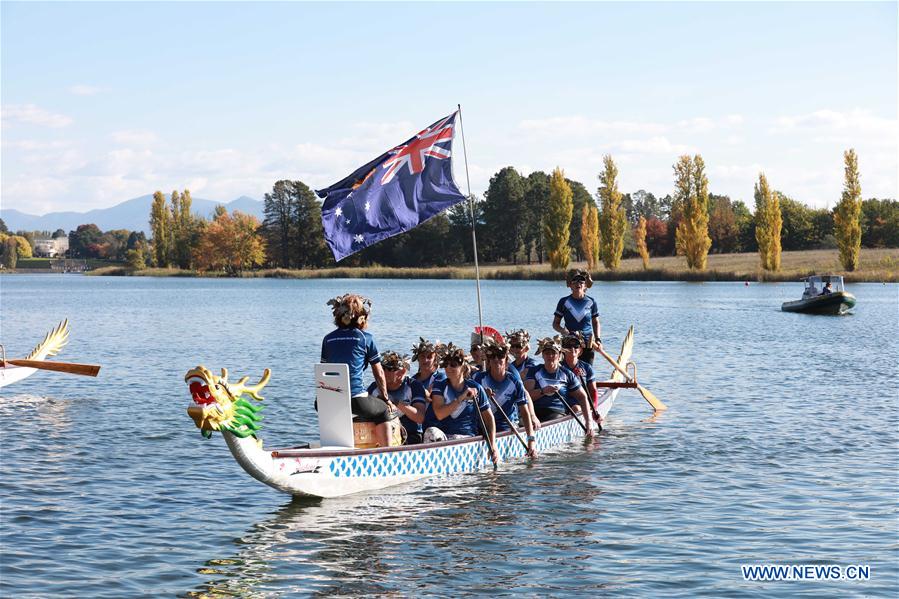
[637,384,667,411]
[7,359,100,377]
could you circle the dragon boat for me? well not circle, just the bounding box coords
[0,321,69,389]
[185,327,637,498]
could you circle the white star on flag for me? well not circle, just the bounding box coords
[364,200,371,212]
[345,218,351,225]
[353,234,364,243]
[335,207,343,218]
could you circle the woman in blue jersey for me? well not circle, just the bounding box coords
[552,269,602,364]
[507,329,539,378]
[560,333,600,423]
[410,338,445,399]
[425,344,498,463]
[505,329,541,430]
[474,340,537,458]
[525,336,594,436]
[367,351,427,445]
[321,294,392,447]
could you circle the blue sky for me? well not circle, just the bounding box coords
[2,1,896,214]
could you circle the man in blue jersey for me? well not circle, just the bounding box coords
[552,269,602,365]
[475,340,537,458]
[321,294,393,447]
[425,344,498,464]
[525,336,594,437]
[367,351,427,445]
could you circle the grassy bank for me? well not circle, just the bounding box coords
[84,248,899,282]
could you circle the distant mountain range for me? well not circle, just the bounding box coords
[0,195,265,235]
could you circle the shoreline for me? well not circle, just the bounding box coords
[4,249,897,283]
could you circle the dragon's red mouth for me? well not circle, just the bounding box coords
[188,379,215,405]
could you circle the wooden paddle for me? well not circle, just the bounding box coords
[594,345,666,411]
[553,391,590,435]
[467,387,498,467]
[485,392,533,456]
[4,359,100,377]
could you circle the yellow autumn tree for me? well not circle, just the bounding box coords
[580,203,600,270]
[754,173,782,271]
[193,209,266,274]
[597,155,627,269]
[635,216,649,269]
[544,167,573,271]
[673,155,712,270]
[834,149,862,271]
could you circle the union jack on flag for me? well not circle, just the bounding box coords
[316,111,467,262]
[380,114,455,185]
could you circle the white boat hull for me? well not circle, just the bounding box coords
[0,365,37,389]
[222,387,619,498]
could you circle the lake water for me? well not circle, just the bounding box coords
[0,275,897,597]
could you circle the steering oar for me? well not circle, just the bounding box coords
[594,344,666,411]
[4,359,100,377]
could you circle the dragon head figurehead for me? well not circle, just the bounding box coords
[185,365,270,439]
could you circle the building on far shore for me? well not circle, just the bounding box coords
[33,237,69,258]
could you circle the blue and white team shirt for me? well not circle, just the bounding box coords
[555,295,599,342]
[414,370,446,395]
[321,327,380,397]
[367,377,427,438]
[526,364,582,414]
[511,356,539,379]
[563,359,596,401]
[430,378,490,437]
[474,370,528,432]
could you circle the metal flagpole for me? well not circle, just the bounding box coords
[456,103,485,341]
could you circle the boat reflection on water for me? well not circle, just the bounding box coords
[185,455,605,597]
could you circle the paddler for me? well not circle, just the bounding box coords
[524,336,594,437]
[506,329,539,379]
[410,337,446,399]
[424,344,498,464]
[560,332,600,423]
[367,351,427,445]
[474,339,537,458]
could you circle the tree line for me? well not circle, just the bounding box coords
[1,148,895,273]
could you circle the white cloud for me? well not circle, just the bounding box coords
[769,109,898,150]
[519,116,668,137]
[69,84,101,96]
[110,130,159,146]
[2,104,73,128]
[712,163,767,180]
[772,108,893,133]
[1,139,72,150]
[675,115,744,132]
[614,137,694,155]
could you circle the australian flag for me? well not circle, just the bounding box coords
[316,111,467,261]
